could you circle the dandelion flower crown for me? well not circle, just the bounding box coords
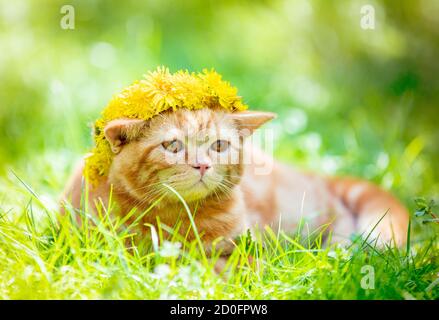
[84,66,248,184]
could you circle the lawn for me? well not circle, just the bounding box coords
[0,0,438,300]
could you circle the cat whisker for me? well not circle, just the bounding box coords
[114,181,162,195]
[134,184,169,208]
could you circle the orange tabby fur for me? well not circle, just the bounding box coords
[61,108,409,252]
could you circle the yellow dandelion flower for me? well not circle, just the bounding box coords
[84,66,248,185]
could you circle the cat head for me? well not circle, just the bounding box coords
[105,108,275,204]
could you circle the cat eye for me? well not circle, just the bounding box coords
[162,139,184,153]
[210,140,230,152]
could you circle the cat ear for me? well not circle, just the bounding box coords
[104,118,148,153]
[228,111,277,136]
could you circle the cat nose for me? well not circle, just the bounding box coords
[192,163,211,176]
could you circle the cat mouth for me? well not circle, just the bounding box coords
[193,180,208,188]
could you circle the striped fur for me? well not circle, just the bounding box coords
[61,108,409,250]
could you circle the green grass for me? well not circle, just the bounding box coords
[0,171,437,300]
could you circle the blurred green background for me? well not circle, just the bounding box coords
[0,0,438,213]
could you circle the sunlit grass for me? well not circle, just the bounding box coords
[0,171,437,300]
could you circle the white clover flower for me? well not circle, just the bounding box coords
[154,264,171,278]
[159,241,181,258]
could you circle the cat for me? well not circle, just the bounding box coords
[61,108,409,254]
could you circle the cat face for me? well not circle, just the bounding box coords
[105,108,275,204]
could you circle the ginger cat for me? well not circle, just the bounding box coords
[61,108,409,254]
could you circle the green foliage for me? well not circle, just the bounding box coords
[414,198,439,225]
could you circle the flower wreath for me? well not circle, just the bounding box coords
[84,66,248,185]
